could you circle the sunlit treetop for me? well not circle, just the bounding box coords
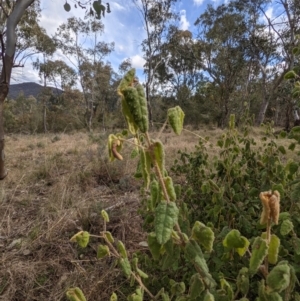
[64,0,111,19]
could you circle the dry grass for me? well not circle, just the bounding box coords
[0,127,298,300]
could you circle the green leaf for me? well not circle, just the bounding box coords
[288,161,298,175]
[110,292,118,301]
[280,219,294,236]
[170,281,186,295]
[189,273,205,299]
[236,236,250,257]
[291,183,300,201]
[118,258,132,278]
[64,2,71,12]
[268,235,280,265]
[140,149,151,189]
[152,140,165,174]
[150,180,160,210]
[147,232,161,260]
[97,244,110,259]
[191,221,215,252]
[249,237,268,275]
[66,287,87,301]
[293,47,300,55]
[292,236,300,255]
[101,210,110,222]
[279,131,287,138]
[117,241,128,258]
[220,277,234,301]
[272,184,284,199]
[203,291,215,301]
[285,70,297,80]
[266,262,291,292]
[223,229,248,249]
[258,280,283,301]
[278,145,286,154]
[163,176,176,201]
[104,231,115,243]
[155,202,179,244]
[137,268,148,279]
[70,231,90,248]
[236,267,249,296]
[167,106,185,135]
[184,240,215,287]
[288,142,296,151]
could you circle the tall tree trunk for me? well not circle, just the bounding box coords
[256,99,269,126]
[43,99,47,133]
[0,0,35,179]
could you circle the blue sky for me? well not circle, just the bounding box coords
[10,0,221,85]
[11,0,274,86]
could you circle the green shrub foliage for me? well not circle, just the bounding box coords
[68,70,300,301]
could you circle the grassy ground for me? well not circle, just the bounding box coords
[0,126,298,300]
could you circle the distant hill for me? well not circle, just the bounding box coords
[8,82,63,100]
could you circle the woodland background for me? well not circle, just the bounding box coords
[2,0,300,134]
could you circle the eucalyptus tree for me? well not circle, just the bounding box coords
[194,3,250,128]
[55,17,114,131]
[253,0,300,125]
[153,27,203,107]
[0,0,112,179]
[132,0,179,124]
[33,59,77,132]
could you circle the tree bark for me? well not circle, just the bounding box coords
[0,0,35,179]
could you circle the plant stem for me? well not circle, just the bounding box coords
[264,218,271,275]
[130,272,156,300]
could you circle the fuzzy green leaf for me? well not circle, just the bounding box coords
[155,202,179,244]
[147,233,161,260]
[66,287,87,301]
[152,140,165,174]
[163,176,176,201]
[203,291,215,301]
[70,231,90,248]
[117,69,135,93]
[104,231,114,243]
[237,267,249,296]
[292,236,300,255]
[171,281,186,295]
[167,106,185,135]
[249,237,268,275]
[150,180,160,209]
[101,210,110,222]
[189,273,205,299]
[110,292,118,301]
[268,234,280,265]
[291,183,300,201]
[266,262,291,292]
[140,149,151,189]
[285,70,297,80]
[185,240,215,287]
[97,244,110,259]
[117,241,128,258]
[280,219,294,236]
[258,280,283,301]
[223,229,249,250]
[191,221,215,252]
[118,258,132,278]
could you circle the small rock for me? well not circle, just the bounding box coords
[23,249,31,256]
[7,238,22,250]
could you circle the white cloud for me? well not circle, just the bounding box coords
[111,2,126,11]
[130,55,145,69]
[179,10,190,30]
[265,7,274,20]
[193,0,205,6]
